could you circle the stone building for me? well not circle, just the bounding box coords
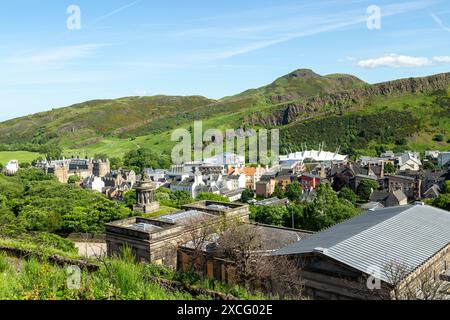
[275,204,450,300]
[386,174,421,200]
[93,159,110,178]
[106,201,250,269]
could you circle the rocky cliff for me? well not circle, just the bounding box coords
[246,72,450,126]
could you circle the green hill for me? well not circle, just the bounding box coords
[0,69,448,160]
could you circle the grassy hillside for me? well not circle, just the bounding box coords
[0,69,448,162]
[0,151,42,165]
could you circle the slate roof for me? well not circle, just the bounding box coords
[274,205,450,284]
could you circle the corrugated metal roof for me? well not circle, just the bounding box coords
[274,205,450,284]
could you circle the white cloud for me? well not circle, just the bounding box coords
[357,54,432,68]
[433,56,450,63]
[4,44,107,65]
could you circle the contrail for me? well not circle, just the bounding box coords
[431,13,450,32]
[89,0,142,26]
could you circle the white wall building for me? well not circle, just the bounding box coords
[280,150,348,163]
[4,160,19,175]
[83,176,105,193]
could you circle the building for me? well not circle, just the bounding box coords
[103,169,136,188]
[279,150,348,164]
[254,197,290,207]
[106,201,250,268]
[82,175,105,193]
[34,157,109,183]
[170,172,205,199]
[178,224,313,291]
[221,189,245,202]
[4,160,19,175]
[203,153,246,167]
[397,152,422,172]
[423,185,442,199]
[279,160,305,175]
[255,173,277,198]
[275,204,450,300]
[386,174,421,200]
[438,152,450,168]
[93,159,110,178]
[299,174,322,191]
[369,190,408,207]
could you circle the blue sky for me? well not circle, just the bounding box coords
[0,0,449,121]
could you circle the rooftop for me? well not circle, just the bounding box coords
[274,204,450,284]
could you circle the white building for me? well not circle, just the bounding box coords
[280,150,348,163]
[203,152,246,167]
[4,160,19,175]
[397,152,422,172]
[170,172,205,199]
[221,173,246,191]
[82,176,105,193]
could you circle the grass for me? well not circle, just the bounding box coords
[0,151,41,165]
[141,206,179,219]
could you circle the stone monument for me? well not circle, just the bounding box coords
[133,172,160,214]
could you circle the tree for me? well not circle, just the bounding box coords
[67,175,80,184]
[123,148,171,172]
[423,161,436,171]
[357,179,380,201]
[249,205,287,226]
[339,187,357,205]
[301,184,359,231]
[443,180,450,194]
[433,134,444,142]
[384,162,396,174]
[109,157,124,170]
[216,223,304,298]
[19,162,31,169]
[272,185,285,199]
[240,189,255,203]
[170,190,193,208]
[123,190,137,209]
[433,193,450,211]
[285,182,302,202]
[196,193,229,203]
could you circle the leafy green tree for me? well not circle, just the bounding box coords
[240,189,255,203]
[433,194,450,211]
[339,187,357,205]
[423,161,436,171]
[443,181,450,194]
[384,162,396,174]
[249,205,287,226]
[123,190,137,209]
[357,179,380,201]
[67,175,80,184]
[284,204,306,229]
[285,182,302,202]
[16,168,56,182]
[109,157,124,170]
[272,185,285,199]
[196,193,229,202]
[301,184,359,231]
[170,191,193,208]
[19,162,31,169]
[124,148,171,172]
[433,134,444,142]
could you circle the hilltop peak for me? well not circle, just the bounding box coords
[285,69,321,79]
